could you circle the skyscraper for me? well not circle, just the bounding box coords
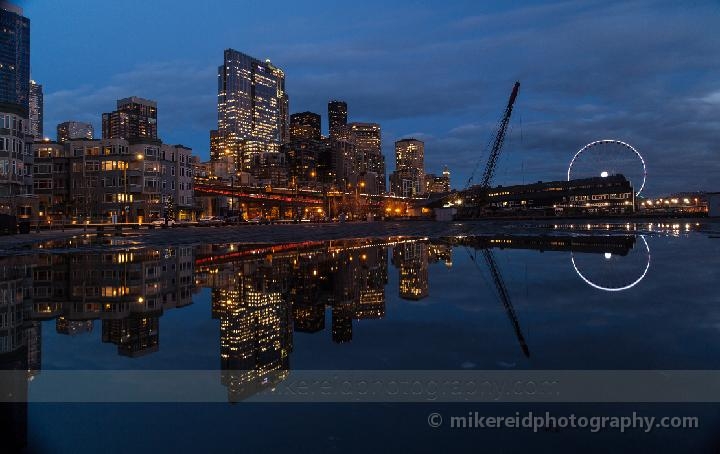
[0,2,32,207]
[390,138,425,197]
[289,111,321,141]
[216,49,289,174]
[0,2,29,113]
[328,100,347,140]
[102,96,158,142]
[28,80,42,138]
[56,121,94,143]
[348,122,385,193]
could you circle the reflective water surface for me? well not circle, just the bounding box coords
[2,223,720,452]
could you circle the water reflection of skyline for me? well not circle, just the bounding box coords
[0,235,646,400]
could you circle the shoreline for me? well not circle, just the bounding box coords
[0,217,717,254]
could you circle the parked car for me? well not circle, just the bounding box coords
[151,218,175,226]
[224,216,243,225]
[198,216,225,226]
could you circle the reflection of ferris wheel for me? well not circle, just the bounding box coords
[571,236,651,292]
[568,139,647,196]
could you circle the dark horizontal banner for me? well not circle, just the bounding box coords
[3,370,720,403]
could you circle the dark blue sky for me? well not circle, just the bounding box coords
[22,0,719,195]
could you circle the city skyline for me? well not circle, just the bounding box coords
[18,0,719,195]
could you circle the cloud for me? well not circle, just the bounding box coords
[35,0,719,194]
[44,61,216,148]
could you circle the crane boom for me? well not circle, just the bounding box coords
[480,81,520,188]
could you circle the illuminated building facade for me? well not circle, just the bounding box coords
[57,121,94,143]
[425,166,451,193]
[28,80,42,138]
[215,49,289,179]
[0,2,29,112]
[290,111,321,141]
[479,175,635,215]
[0,2,32,214]
[348,122,385,193]
[283,138,323,189]
[390,138,424,197]
[102,96,158,142]
[330,139,359,187]
[328,100,347,140]
[31,139,196,222]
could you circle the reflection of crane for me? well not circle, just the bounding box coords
[463,244,530,358]
[481,249,530,357]
[465,81,521,190]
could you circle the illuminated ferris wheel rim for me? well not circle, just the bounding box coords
[567,139,647,197]
[570,235,651,292]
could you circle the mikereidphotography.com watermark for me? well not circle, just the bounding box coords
[427,411,699,433]
[5,370,720,402]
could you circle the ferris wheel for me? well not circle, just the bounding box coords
[567,139,647,196]
[571,236,651,292]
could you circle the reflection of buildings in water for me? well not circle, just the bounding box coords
[199,241,392,397]
[392,241,429,300]
[0,348,28,452]
[331,302,354,344]
[449,235,646,293]
[356,246,387,320]
[0,231,657,425]
[102,312,161,357]
[291,252,328,334]
[56,317,94,336]
[328,245,389,342]
[26,321,41,377]
[0,255,33,450]
[331,249,359,343]
[429,243,453,268]
[218,260,292,402]
[0,255,33,356]
[0,246,196,366]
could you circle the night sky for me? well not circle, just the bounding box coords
[22,0,719,195]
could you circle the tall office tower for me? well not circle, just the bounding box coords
[28,80,42,138]
[0,2,32,210]
[394,138,424,173]
[102,96,158,142]
[0,2,29,112]
[348,122,385,192]
[327,100,347,140]
[390,138,425,197]
[289,111,321,141]
[56,121,94,143]
[216,49,289,172]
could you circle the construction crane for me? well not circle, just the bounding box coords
[465,81,521,190]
